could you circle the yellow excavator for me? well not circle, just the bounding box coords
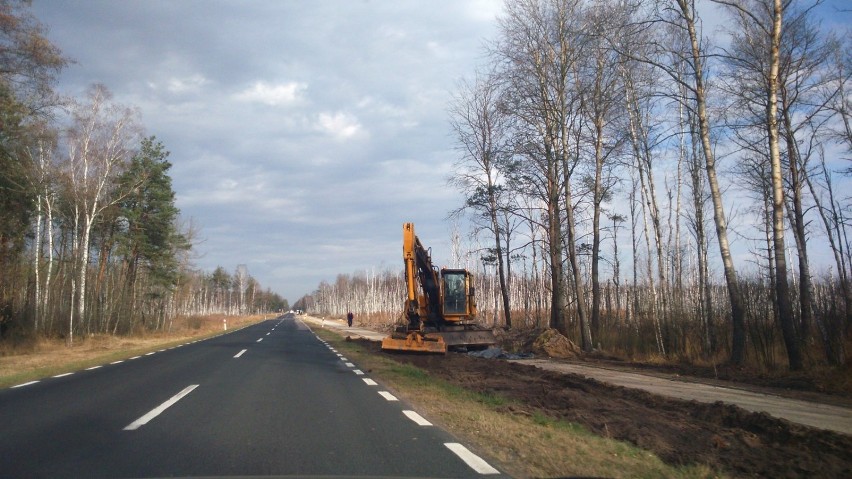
[381,223,496,354]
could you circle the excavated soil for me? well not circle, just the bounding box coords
[354,339,852,478]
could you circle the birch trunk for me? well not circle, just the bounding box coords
[766,0,803,370]
[677,0,747,364]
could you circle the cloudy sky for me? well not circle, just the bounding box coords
[33,0,503,303]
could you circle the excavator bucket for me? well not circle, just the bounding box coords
[381,332,447,354]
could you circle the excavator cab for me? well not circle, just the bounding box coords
[441,269,473,317]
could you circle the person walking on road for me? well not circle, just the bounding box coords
[347,311,354,327]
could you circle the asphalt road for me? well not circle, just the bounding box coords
[0,314,506,478]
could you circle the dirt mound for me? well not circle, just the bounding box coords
[531,328,581,359]
[493,327,581,359]
[360,340,852,478]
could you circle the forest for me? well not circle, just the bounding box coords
[300,0,852,371]
[0,1,286,345]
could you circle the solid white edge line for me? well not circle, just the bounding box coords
[403,410,432,426]
[124,384,199,431]
[378,391,398,401]
[12,380,39,388]
[444,443,500,475]
[362,378,378,386]
[234,349,247,358]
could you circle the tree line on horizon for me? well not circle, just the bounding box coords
[0,1,286,344]
[302,0,851,371]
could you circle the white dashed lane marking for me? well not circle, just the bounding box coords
[234,349,247,358]
[11,381,39,388]
[310,331,501,476]
[378,391,398,401]
[444,443,500,475]
[403,410,432,426]
[124,384,199,431]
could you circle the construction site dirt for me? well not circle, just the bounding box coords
[353,338,852,478]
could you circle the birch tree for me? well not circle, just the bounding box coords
[64,84,139,343]
[496,0,586,337]
[449,72,514,328]
[577,0,626,340]
[24,123,58,332]
[655,0,749,364]
[714,0,803,369]
[236,264,249,314]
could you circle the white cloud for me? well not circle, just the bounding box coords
[166,74,209,94]
[316,111,365,140]
[145,74,209,95]
[234,81,307,106]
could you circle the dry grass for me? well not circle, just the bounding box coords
[316,328,721,479]
[0,314,272,388]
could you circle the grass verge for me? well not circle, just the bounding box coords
[315,328,723,479]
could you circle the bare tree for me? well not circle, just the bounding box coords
[236,264,249,314]
[23,123,58,333]
[621,51,667,355]
[714,0,803,369]
[656,0,749,364]
[449,72,514,328]
[685,108,715,353]
[63,84,140,343]
[496,0,587,339]
[576,0,626,341]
